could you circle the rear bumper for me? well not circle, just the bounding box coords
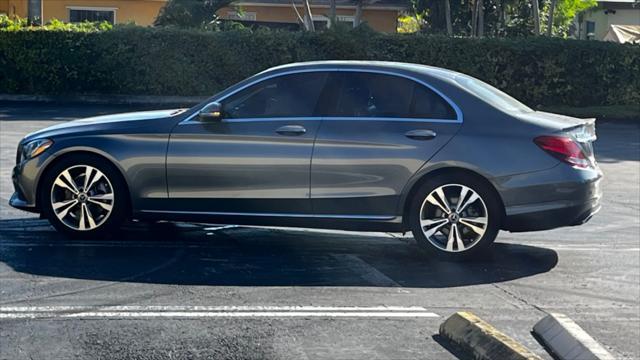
[495,163,602,232]
[503,200,601,232]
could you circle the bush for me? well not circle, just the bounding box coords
[0,26,638,106]
[0,15,112,32]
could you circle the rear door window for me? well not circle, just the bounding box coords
[325,72,457,120]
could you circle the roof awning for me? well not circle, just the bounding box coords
[603,24,640,44]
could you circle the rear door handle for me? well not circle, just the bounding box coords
[276,125,306,136]
[405,129,437,140]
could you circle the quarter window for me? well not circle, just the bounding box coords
[411,82,458,119]
[327,72,457,120]
[222,72,328,119]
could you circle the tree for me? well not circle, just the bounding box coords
[354,0,364,27]
[444,0,453,35]
[471,0,484,37]
[404,0,594,37]
[544,0,596,36]
[546,0,557,35]
[329,0,337,27]
[291,0,315,31]
[154,0,233,28]
[532,0,540,35]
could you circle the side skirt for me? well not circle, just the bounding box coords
[135,210,406,232]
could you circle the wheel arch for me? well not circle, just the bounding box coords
[35,148,132,214]
[400,166,506,230]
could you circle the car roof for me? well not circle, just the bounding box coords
[262,61,465,84]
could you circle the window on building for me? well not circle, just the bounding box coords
[69,8,115,24]
[586,21,596,38]
[312,14,355,29]
[226,11,256,21]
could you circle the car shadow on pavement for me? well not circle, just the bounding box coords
[0,218,558,288]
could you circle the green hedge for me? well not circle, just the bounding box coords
[1,27,638,107]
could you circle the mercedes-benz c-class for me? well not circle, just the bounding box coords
[10,61,602,259]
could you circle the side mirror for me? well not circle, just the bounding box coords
[198,102,222,121]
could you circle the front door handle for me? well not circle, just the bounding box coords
[276,125,306,136]
[405,129,437,140]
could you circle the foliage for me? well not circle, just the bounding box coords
[407,0,597,38]
[397,14,421,33]
[154,0,233,29]
[541,0,597,37]
[0,27,638,107]
[0,15,112,32]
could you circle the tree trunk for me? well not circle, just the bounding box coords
[303,0,315,31]
[291,0,307,30]
[471,0,478,36]
[329,0,336,28]
[477,0,484,37]
[532,0,540,35]
[546,0,557,36]
[444,0,452,36]
[354,0,363,28]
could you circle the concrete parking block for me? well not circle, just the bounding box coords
[533,313,615,360]
[439,311,543,360]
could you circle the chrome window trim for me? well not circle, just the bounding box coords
[180,67,463,125]
[140,209,396,220]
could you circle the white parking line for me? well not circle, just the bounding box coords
[0,305,439,319]
[0,305,431,312]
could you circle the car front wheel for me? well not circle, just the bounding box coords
[40,154,128,238]
[409,174,501,260]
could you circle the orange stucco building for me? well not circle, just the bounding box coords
[0,0,405,32]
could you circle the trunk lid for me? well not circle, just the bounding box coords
[522,111,598,169]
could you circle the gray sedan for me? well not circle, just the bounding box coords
[10,61,602,259]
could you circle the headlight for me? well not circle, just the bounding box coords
[20,139,53,162]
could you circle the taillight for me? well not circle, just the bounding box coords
[534,135,591,168]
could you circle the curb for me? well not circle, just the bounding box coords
[0,94,207,106]
[439,311,542,360]
[533,313,615,360]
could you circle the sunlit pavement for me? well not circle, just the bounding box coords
[1,103,638,359]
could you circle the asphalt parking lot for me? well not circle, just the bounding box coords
[0,102,639,359]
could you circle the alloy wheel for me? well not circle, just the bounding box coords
[419,184,488,252]
[50,165,115,231]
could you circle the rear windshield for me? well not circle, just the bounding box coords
[455,75,533,113]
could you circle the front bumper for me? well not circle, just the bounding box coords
[9,157,42,213]
[9,191,39,213]
[496,163,602,232]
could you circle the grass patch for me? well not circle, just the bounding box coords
[537,105,640,121]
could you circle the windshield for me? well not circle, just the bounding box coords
[455,75,533,113]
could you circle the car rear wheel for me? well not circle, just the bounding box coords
[409,174,501,260]
[40,155,128,238]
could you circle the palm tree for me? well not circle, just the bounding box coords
[532,0,541,35]
[329,0,336,27]
[291,0,315,31]
[546,0,558,36]
[354,0,364,27]
[444,0,452,35]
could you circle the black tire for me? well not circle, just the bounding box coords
[39,154,129,239]
[409,173,502,260]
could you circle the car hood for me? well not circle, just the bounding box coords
[24,109,187,142]
[514,111,594,132]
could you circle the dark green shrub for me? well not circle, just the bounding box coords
[0,26,638,106]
